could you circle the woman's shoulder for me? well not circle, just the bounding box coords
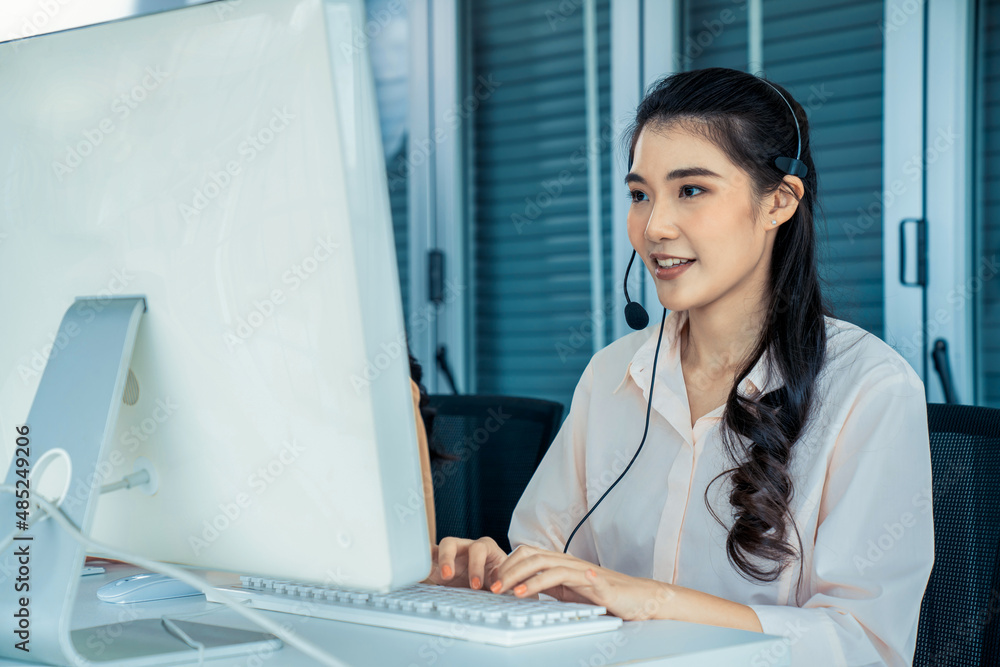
[820,315,924,393]
[587,325,660,375]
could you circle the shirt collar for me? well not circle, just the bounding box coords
[613,309,785,403]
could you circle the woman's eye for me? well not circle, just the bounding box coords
[680,185,704,198]
[629,189,648,203]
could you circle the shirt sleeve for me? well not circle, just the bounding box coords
[507,359,599,563]
[748,362,935,667]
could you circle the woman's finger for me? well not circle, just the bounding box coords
[435,537,470,581]
[466,540,490,590]
[483,548,508,591]
[492,550,571,594]
[510,566,594,602]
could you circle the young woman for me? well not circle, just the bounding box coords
[427,67,934,666]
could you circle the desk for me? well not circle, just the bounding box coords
[8,563,791,666]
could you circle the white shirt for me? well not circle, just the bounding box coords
[508,308,934,667]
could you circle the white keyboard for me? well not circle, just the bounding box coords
[206,576,623,647]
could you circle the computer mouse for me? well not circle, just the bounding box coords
[96,572,204,604]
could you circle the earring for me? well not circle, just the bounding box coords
[771,220,777,225]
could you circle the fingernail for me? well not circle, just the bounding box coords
[514,584,527,596]
[586,568,597,579]
[442,565,453,579]
[471,576,481,589]
[490,581,502,593]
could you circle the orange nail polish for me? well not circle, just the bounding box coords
[471,576,481,589]
[490,581,502,593]
[514,584,527,596]
[442,564,453,579]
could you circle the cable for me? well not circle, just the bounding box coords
[564,307,668,554]
[100,469,150,494]
[161,616,205,667]
[0,484,349,667]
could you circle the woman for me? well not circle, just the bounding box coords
[426,67,934,666]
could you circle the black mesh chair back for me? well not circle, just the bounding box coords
[914,403,1000,667]
[427,394,564,552]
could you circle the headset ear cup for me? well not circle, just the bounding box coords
[774,156,808,178]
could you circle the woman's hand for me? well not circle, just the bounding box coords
[489,544,674,621]
[422,536,509,591]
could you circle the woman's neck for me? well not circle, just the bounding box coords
[681,301,765,379]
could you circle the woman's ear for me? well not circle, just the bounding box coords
[768,175,804,225]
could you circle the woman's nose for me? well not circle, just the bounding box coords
[645,205,679,242]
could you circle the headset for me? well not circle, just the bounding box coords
[562,77,807,555]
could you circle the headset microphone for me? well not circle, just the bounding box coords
[623,250,649,330]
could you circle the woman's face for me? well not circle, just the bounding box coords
[626,122,790,315]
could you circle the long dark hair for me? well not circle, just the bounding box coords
[625,67,832,584]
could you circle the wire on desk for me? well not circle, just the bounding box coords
[0,484,349,667]
[161,616,205,667]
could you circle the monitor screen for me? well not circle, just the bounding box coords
[0,0,429,593]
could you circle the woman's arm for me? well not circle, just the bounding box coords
[491,546,764,630]
[658,584,762,631]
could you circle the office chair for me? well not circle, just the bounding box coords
[427,394,564,552]
[914,403,1000,667]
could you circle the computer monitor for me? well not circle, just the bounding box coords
[0,0,429,636]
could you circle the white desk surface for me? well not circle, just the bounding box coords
[7,562,791,666]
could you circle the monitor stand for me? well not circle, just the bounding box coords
[0,297,278,666]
